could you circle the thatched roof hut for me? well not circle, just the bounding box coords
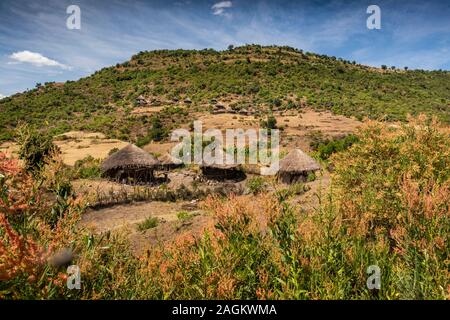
[278,149,321,184]
[212,104,227,114]
[101,144,159,184]
[200,162,246,181]
[158,153,184,170]
[136,95,147,106]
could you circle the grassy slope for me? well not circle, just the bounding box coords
[1,45,449,141]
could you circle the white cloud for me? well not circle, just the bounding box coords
[211,1,232,17]
[0,94,5,100]
[8,50,71,70]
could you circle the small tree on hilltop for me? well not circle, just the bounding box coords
[261,115,277,130]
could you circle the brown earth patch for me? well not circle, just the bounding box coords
[130,106,166,115]
[0,131,127,165]
[192,108,361,152]
[79,199,211,255]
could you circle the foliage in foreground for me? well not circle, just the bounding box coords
[15,123,59,173]
[137,217,159,231]
[1,116,449,299]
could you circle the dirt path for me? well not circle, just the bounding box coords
[128,214,212,254]
[79,200,212,255]
[80,201,183,233]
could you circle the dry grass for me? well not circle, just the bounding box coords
[0,131,127,166]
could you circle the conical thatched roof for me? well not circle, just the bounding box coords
[199,156,241,169]
[278,149,320,173]
[158,153,183,166]
[200,162,241,169]
[101,144,159,172]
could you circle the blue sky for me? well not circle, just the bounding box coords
[1,0,449,97]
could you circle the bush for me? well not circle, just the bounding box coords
[307,130,327,149]
[73,156,102,179]
[137,217,159,231]
[136,117,167,147]
[272,98,282,107]
[176,211,195,221]
[15,124,59,173]
[246,176,267,194]
[315,134,359,160]
[142,116,450,299]
[306,171,316,182]
[288,182,308,195]
[261,115,277,130]
[149,117,166,142]
[331,116,449,238]
[0,152,86,298]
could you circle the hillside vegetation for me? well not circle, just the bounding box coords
[1,116,448,299]
[1,45,449,142]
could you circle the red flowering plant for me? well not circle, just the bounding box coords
[0,152,83,299]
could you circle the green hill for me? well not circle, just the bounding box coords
[1,45,449,142]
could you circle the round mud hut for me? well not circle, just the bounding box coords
[278,149,321,184]
[101,144,160,184]
[200,163,246,181]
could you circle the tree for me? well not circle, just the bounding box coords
[227,44,234,51]
[261,115,277,130]
[149,117,166,142]
[272,98,282,108]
